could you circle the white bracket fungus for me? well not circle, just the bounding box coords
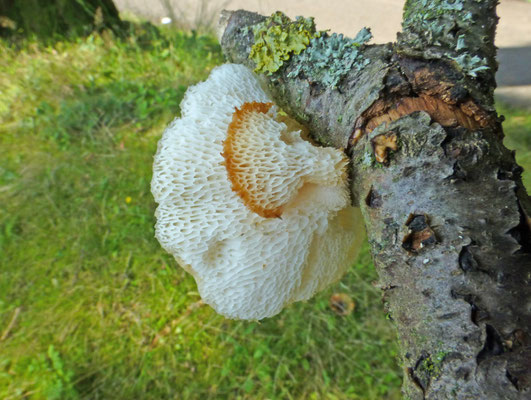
[151,64,364,320]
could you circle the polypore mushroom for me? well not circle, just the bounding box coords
[151,63,364,320]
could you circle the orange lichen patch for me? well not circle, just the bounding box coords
[372,134,398,164]
[223,101,280,218]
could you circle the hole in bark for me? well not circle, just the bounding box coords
[477,324,505,364]
[403,214,437,253]
[384,69,412,96]
[458,245,497,278]
[448,24,460,38]
[506,370,519,390]
[450,291,488,326]
[441,126,466,151]
[446,162,467,182]
[497,169,512,181]
[497,169,508,180]
[470,304,489,326]
[470,304,480,325]
[407,367,426,395]
[507,201,531,254]
[459,245,478,273]
[407,215,428,232]
[512,329,529,347]
[455,367,470,381]
[365,187,383,208]
[497,163,524,181]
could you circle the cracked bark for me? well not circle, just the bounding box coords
[219,1,531,398]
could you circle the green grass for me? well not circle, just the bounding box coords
[0,23,529,400]
[498,103,531,189]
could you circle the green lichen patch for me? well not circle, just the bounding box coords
[447,53,489,77]
[287,28,372,88]
[418,351,448,380]
[401,0,489,78]
[410,350,449,392]
[248,11,320,75]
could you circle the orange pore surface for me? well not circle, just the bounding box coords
[222,101,283,219]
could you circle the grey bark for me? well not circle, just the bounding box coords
[220,1,530,399]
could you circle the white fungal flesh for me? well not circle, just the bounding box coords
[224,103,349,217]
[151,63,364,320]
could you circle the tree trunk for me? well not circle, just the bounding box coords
[0,0,122,38]
[219,1,531,398]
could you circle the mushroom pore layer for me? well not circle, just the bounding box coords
[151,64,364,320]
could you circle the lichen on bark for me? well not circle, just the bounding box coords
[287,28,372,88]
[247,11,320,75]
[220,3,531,398]
[398,0,498,104]
[400,0,492,76]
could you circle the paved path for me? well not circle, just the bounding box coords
[116,0,531,107]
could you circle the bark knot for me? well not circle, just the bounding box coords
[372,133,398,164]
[402,214,437,253]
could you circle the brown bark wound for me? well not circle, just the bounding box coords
[362,95,485,136]
[350,57,495,150]
[402,214,437,253]
[372,133,398,164]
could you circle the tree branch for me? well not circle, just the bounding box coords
[220,10,391,150]
[399,0,499,102]
[220,8,531,399]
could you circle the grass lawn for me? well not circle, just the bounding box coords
[0,24,529,399]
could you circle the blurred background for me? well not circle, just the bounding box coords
[116,0,531,107]
[0,1,529,399]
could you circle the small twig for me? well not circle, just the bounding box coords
[1,307,21,341]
